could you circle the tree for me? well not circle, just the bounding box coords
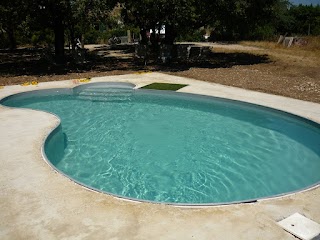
[121,0,291,43]
[27,0,117,63]
[199,0,281,40]
[121,0,201,45]
[272,0,294,35]
[68,0,117,49]
[289,4,320,35]
[0,0,27,50]
[27,0,70,63]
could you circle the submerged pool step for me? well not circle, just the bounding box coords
[77,95,132,102]
[76,88,134,102]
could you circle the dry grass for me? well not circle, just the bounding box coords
[168,39,320,103]
[241,36,320,51]
[240,36,320,67]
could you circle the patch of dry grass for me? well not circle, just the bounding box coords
[240,37,320,66]
[169,40,320,103]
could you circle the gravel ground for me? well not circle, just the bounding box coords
[0,43,319,103]
[167,62,320,103]
[167,43,320,103]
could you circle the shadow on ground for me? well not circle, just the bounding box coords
[155,52,270,72]
[0,45,270,78]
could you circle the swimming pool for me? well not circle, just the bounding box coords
[1,82,320,205]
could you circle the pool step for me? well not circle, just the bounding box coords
[76,88,134,102]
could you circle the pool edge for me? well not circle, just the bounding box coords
[1,73,320,239]
[2,81,317,207]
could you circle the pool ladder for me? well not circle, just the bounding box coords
[76,87,134,102]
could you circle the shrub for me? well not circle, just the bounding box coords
[251,25,276,41]
[177,29,206,42]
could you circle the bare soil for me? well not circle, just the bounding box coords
[1,43,319,103]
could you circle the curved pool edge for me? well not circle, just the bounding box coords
[1,78,319,207]
[1,73,320,239]
[40,144,320,207]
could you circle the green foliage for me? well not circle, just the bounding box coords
[0,0,319,53]
[251,25,276,40]
[120,0,202,44]
[83,29,100,44]
[313,18,320,35]
[0,33,10,49]
[203,0,320,40]
[69,0,118,41]
[81,27,130,44]
[289,4,320,35]
[29,29,54,46]
[0,0,28,49]
[177,29,206,42]
[200,0,280,41]
[271,0,295,34]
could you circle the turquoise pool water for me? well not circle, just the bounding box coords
[2,83,320,204]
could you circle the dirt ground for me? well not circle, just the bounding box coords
[0,42,319,103]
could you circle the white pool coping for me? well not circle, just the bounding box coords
[1,72,320,239]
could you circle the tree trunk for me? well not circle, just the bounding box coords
[54,18,65,64]
[162,24,176,61]
[68,24,76,52]
[139,28,148,44]
[81,34,84,49]
[7,24,17,51]
[164,24,176,45]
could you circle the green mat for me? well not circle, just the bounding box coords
[140,83,188,91]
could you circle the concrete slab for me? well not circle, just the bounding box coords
[0,73,320,239]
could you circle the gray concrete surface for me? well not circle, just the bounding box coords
[0,73,319,239]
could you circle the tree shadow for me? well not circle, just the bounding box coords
[0,47,139,77]
[151,51,270,72]
[0,46,270,78]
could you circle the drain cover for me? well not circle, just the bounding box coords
[277,213,320,240]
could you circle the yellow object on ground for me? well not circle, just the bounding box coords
[31,81,38,85]
[79,78,91,83]
[0,86,4,89]
[21,82,31,86]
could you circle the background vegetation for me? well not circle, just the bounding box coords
[0,0,319,62]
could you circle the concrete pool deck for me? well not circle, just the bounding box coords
[0,72,319,239]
